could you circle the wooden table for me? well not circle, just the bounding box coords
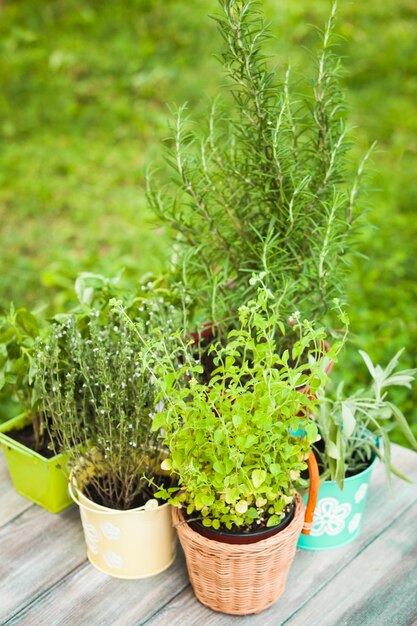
[1,444,416,626]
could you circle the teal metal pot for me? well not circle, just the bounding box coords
[298,456,377,551]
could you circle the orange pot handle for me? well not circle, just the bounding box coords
[302,450,319,535]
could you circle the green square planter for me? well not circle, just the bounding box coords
[0,413,72,514]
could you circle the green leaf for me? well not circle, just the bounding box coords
[213,460,226,475]
[247,507,259,519]
[151,411,166,431]
[327,440,340,460]
[388,403,417,451]
[266,514,281,527]
[305,422,318,443]
[213,429,225,444]
[269,463,280,476]
[15,309,38,338]
[341,403,356,439]
[245,433,258,448]
[252,469,266,488]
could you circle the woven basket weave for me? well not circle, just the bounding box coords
[173,493,305,615]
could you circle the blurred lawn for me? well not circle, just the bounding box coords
[0,0,416,438]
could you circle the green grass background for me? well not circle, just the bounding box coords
[1,0,416,439]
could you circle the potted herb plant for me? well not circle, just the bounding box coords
[147,0,372,340]
[150,288,344,615]
[0,305,72,513]
[36,304,177,579]
[298,349,417,550]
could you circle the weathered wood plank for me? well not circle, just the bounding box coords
[285,500,417,626]
[0,452,33,528]
[1,445,415,625]
[8,552,189,626]
[146,445,417,625]
[0,504,85,624]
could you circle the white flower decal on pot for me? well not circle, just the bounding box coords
[348,514,362,534]
[100,522,121,540]
[354,484,368,504]
[103,551,124,569]
[81,521,100,554]
[310,497,352,537]
[144,498,159,511]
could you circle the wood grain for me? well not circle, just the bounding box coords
[0,504,85,624]
[285,500,417,626]
[8,553,189,626]
[0,452,33,528]
[145,445,417,626]
[1,445,415,626]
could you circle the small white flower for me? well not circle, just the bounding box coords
[289,310,301,323]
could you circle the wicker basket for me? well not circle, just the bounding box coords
[173,493,304,615]
[173,451,318,615]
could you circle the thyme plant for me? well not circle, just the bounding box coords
[315,349,417,487]
[148,0,372,331]
[36,304,172,510]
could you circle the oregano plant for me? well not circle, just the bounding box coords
[150,285,347,531]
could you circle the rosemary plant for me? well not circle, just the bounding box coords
[148,0,372,332]
[36,304,171,510]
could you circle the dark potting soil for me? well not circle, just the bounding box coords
[311,437,375,479]
[83,474,174,511]
[6,423,57,459]
[186,502,295,536]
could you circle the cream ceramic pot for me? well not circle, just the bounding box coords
[69,481,177,579]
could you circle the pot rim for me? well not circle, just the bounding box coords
[69,476,170,515]
[320,452,378,486]
[0,412,66,464]
[184,500,296,544]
